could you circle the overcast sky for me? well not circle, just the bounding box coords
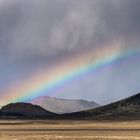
[0,0,140,105]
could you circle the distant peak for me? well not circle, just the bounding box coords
[30,95,100,114]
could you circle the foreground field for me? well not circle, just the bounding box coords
[0,120,140,140]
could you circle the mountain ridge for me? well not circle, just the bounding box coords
[58,93,140,120]
[30,96,100,114]
[0,93,140,120]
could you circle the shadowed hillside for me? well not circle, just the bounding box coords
[59,93,140,120]
[1,103,55,118]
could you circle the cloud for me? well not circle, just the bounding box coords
[0,0,140,104]
[1,0,140,62]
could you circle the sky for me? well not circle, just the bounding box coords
[0,0,140,105]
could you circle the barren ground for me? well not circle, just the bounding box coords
[0,120,140,140]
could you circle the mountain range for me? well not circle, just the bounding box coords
[30,96,99,114]
[0,93,140,120]
[60,93,140,120]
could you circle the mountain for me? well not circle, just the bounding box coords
[1,102,55,118]
[60,93,140,120]
[30,96,100,114]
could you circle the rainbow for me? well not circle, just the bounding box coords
[0,41,140,105]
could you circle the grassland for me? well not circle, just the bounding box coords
[0,120,140,140]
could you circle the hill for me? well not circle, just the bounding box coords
[30,96,100,114]
[0,102,55,118]
[60,93,140,120]
[1,93,140,120]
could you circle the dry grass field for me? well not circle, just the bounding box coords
[0,120,140,140]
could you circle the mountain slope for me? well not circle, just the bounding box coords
[1,102,55,118]
[31,96,100,114]
[60,93,140,120]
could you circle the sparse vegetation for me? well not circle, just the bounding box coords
[58,93,140,120]
[0,120,140,140]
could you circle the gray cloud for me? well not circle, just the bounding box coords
[0,0,140,104]
[1,0,140,61]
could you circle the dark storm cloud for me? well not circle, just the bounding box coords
[0,2,20,55]
[99,0,140,39]
[0,0,140,62]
